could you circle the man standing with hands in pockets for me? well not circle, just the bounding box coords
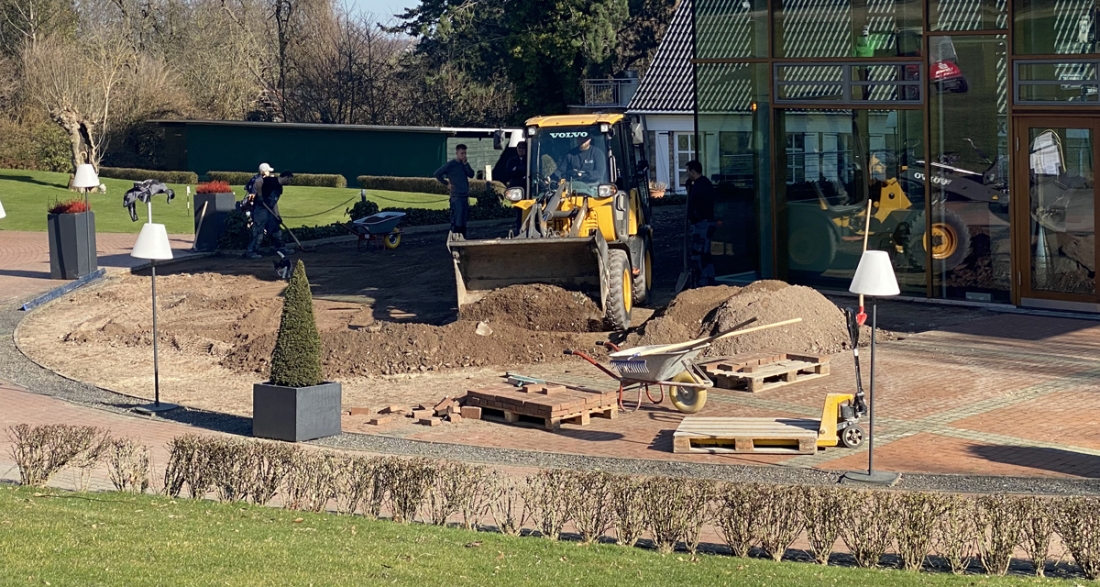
[434,144,475,240]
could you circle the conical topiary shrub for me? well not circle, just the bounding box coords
[269,260,324,388]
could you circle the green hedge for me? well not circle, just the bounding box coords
[99,167,198,185]
[208,171,347,188]
[358,175,504,198]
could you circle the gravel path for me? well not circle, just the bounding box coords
[5,294,1100,496]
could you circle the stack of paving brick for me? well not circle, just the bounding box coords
[344,395,483,427]
[698,351,830,393]
[464,382,617,431]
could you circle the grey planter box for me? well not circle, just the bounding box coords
[253,381,342,442]
[193,193,236,252]
[47,210,97,280]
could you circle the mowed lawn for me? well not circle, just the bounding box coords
[0,486,1075,587]
[0,169,450,235]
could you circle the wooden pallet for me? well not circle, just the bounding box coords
[673,417,820,454]
[699,351,830,393]
[465,381,617,432]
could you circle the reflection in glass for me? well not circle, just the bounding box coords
[1028,128,1096,296]
[928,35,1011,302]
[696,63,770,280]
[930,0,1007,31]
[1017,62,1100,103]
[777,109,926,295]
[1015,0,1100,55]
[775,0,922,59]
[696,0,768,59]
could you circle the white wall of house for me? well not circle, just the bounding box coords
[639,114,694,193]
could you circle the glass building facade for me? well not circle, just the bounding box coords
[694,0,1100,310]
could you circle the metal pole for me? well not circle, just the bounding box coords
[868,302,876,476]
[151,263,160,408]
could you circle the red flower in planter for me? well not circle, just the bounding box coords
[48,199,90,214]
[196,181,232,194]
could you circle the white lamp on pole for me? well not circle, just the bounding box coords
[0,198,6,219]
[131,222,178,414]
[842,250,900,486]
[73,164,99,208]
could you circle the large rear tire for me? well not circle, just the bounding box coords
[632,241,652,306]
[606,249,632,331]
[907,209,971,271]
[788,211,838,272]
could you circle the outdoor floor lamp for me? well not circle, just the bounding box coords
[73,164,99,206]
[131,222,178,414]
[842,250,901,486]
[0,198,6,219]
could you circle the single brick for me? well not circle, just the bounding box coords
[460,406,482,420]
[413,409,432,420]
[448,414,463,424]
[380,405,405,414]
[368,417,392,426]
[418,418,442,427]
[434,397,454,415]
[349,407,373,416]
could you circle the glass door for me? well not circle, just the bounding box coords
[675,132,696,192]
[1014,118,1099,303]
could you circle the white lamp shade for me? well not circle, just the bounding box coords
[849,250,900,297]
[73,164,99,189]
[0,198,5,219]
[131,223,174,260]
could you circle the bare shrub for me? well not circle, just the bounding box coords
[284,450,338,512]
[7,424,109,487]
[245,443,298,506]
[68,428,112,492]
[162,435,216,498]
[360,457,392,520]
[896,492,949,571]
[802,485,843,564]
[1018,496,1055,577]
[332,455,378,515]
[457,467,491,530]
[425,462,487,526]
[756,485,804,562]
[975,494,1022,576]
[568,471,616,544]
[1053,496,1100,580]
[610,475,646,547]
[934,493,976,574]
[840,489,898,568]
[106,438,151,494]
[715,482,763,557]
[207,439,254,503]
[523,469,574,540]
[487,474,529,536]
[387,457,437,523]
[643,476,714,554]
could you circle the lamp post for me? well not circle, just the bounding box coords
[131,221,178,414]
[841,250,900,486]
[73,164,99,207]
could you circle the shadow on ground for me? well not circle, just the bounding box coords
[970,445,1100,478]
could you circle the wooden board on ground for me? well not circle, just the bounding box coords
[672,417,820,454]
[699,351,830,393]
[465,381,617,432]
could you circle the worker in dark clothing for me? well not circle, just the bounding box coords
[685,160,717,287]
[246,171,293,259]
[434,144,475,240]
[558,135,606,184]
[504,141,527,234]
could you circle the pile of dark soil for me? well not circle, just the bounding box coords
[461,284,605,332]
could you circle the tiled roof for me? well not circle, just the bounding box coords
[627,0,693,113]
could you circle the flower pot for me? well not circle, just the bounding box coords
[650,189,666,199]
[193,193,236,252]
[252,381,342,442]
[47,210,97,280]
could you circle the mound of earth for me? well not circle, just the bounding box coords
[461,284,606,332]
[627,280,866,356]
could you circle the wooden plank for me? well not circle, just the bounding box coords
[672,416,820,455]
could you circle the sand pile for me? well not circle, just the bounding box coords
[461,284,605,332]
[627,280,864,356]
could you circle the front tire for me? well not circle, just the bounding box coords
[669,371,708,413]
[606,249,632,330]
[840,424,865,448]
[907,209,971,271]
[384,230,402,249]
[788,210,838,272]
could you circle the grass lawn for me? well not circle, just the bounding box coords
[0,169,450,234]
[0,486,1073,587]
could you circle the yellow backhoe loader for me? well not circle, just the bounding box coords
[447,113,654,330]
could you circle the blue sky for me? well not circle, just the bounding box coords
[348,0,418,21]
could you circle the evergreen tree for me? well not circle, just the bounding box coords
[269,260,324,387]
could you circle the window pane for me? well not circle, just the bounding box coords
[696,62,771,281]
[928,35,1011,302]
[930,0,1007,31]
[1015,0,1100,55]
[1016,62,1100,103]
[775,0,922,59]
[777,109,926,295]
[696,0,768,59]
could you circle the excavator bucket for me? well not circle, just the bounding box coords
[447,236,609,314]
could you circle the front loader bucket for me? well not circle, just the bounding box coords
[447,237,609,314]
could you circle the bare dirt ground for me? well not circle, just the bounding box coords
[16,206,986,417]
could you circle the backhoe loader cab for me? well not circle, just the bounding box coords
[447,113,654,330]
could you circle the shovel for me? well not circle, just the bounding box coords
[674,214,691,293]
[633,317,802,357]
[258,200,309,253]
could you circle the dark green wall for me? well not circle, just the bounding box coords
[175,124,450,181]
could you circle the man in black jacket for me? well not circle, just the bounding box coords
[685,160,717,287]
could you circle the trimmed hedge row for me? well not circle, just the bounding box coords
[207,171,348,188]
[99,167,198,185]
[358,175,505,198]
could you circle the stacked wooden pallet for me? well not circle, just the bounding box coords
[699,351,830,393]
[673,417,820,454]
[465,382,617,431]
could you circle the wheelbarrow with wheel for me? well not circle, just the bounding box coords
[344,210,406,252]
[566,317,803,414]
